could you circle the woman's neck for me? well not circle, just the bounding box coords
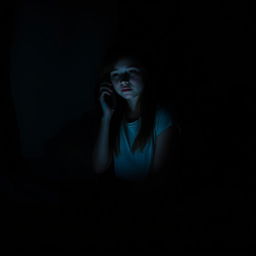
[125,105,141,122]
[124,97,142,121]
[126,96,141,112]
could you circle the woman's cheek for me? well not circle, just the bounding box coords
[113,84,119,93]
[134,79,144,90]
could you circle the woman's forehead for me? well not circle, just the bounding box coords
[113,57,142,69]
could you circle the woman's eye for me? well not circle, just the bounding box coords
[111,73,119,78]
[129,69,140,74]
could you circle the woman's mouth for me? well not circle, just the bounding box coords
[121,88,132,92]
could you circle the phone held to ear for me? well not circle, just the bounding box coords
[101,81,117,110]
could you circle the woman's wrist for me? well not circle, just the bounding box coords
[101,116,111,123]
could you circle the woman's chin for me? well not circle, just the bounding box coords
[121,94,133,99]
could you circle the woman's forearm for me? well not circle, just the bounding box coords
[92,117,112,173]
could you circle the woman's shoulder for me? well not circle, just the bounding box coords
[154,104,173,136]
[155,104,172,119]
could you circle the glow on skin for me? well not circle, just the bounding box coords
[110,58,144,118]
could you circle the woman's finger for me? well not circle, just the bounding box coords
[99,89,113,94]
[100,86,113,91]
[100,82,112,87]
[99,91,111,100]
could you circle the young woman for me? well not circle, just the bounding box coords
[92,51,174,183]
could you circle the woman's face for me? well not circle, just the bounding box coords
[110,57,144,100]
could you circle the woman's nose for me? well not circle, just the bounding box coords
[120,72,130,82]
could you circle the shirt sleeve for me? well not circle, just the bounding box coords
[155,108,173,137]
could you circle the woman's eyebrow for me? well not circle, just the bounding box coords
[129,66,141,69]
[111,65,141,71]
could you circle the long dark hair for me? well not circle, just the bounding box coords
[94,48,159,157]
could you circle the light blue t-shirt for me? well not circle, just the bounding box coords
[113,106,173,181]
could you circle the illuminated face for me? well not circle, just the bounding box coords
[110,58,144,100]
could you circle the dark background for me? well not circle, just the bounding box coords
[2,0,254,252]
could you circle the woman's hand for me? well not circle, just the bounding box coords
[98,82,115,120]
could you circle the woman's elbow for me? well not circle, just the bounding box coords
[92,158,111,174]
[92,163,108,174]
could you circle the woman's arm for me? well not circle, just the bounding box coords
[151,126,173,173]
[92,117,112,173]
